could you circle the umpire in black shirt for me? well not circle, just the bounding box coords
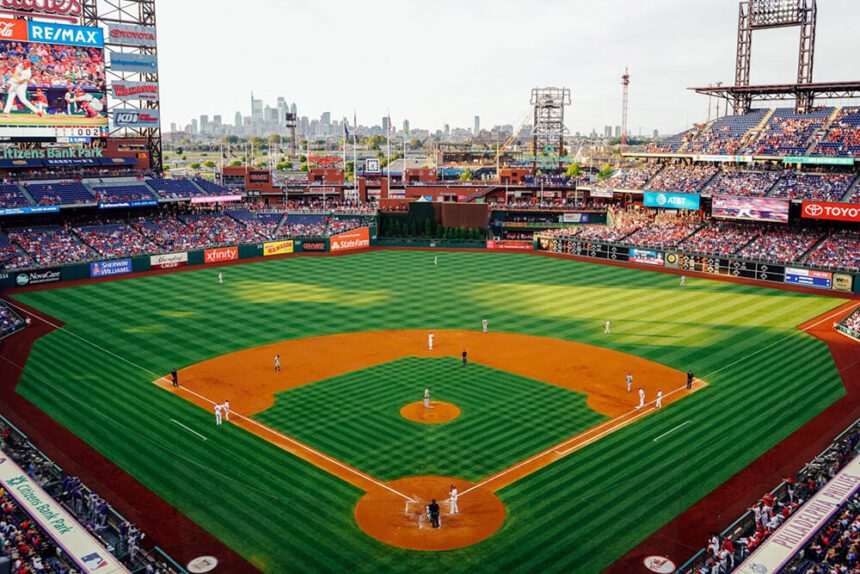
[428,499,440,528]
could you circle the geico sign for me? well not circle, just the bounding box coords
[802,201,860,223]
[0,0,82,18]
[204,247,238,263]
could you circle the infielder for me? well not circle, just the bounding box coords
[428,331,434,350]
[636,388,645,409]
[482,319,489,333]
[604,320,612,334]
[3,60,42,116]
[274,354,281,372]
[424,386,431,409]
[223,400,230,421]
[625,372,633,393]
[449,485,459,515]
[656,390,663,409]
[214,403,223,426]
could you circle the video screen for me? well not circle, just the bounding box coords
[711,196,790,224]
[0,19,107,141]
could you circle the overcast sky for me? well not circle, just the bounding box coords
[156,0,860,136]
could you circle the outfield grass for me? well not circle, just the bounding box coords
[10,251,847,573]
[255,356,607,482]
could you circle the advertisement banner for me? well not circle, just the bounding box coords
[263,240,294,256]
[0,451,128,574]
[801,201,860,223]
[112,109,160,127]
[27,20,103,47]
[0,1,84,20]
[107,23,156,47]
[629,248,665,266]
[784,267,833,289]
[693,154,754,163]
[109,51,158,74]
[90,259,132,278]
[150,252,187,269]
[643,191,701,211]
[712,196,790,224]
[783,156,854,166]
[365,158,381,174]
[736,454,860,574]
[833,273,854,293]
[330,227,370,252]
[98,200,157,209]
[248,171,270,183]
[111,81,159,102]
[486,240,534,250]
[589,189,615,198]
[561,213,590,224]
[15,268,60,287]
[189,195,242,204]
[204,246,238,264]
[301,241,326,252]
[0,205,60,216]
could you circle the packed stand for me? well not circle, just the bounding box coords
[0,416,183,573]
[804,232,860,272]
[772,172,855,202]
[811,107,860,157]
[677,222,759,257]
[7,225,92,267]
[177,213,262,246]
[0,230,31,269]
[75,223,159,258]
[93,184,157,204]
[279,214,329,237]
[226,209,284,239]
[683,422,860,574]
[591,164,662,191]
[133,215,204,252]
[839,309,860,339]
[328,216,365,235]
[0,301,24,338]
[0,184,31,209]
[745,107,833,156]
[706,170,781,198]
[624,221,702,248]
[736,228,823,264]
[25,182,94,206]
[684,109,768,155]
[648,128,699,153]
[647,164,718,193]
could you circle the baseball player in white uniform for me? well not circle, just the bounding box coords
[3,61,42,116]
[424,387,431,409]
[223,400,230,421]
[637,388,645,409]
[656,390,663,409]
[69,89,104,118]
[214,403,223,426]
[274,354,281,372]
[604,320,612,334]
[680,275,687,287]
[626,372,633,393]
[218,272,223,285]
[434,256,438,267]
[428,332,434,350]
[449,485,459,515]
[482,319,489,333]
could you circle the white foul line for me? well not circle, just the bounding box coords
[169,419,207,441]
[653,420,693,443]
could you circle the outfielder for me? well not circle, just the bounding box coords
[626,372,633,393]
[434,255,438,267]
[218,272,223,285]
[424,386,431,409]
[604,320,612,334]
[3,60,42,116]
[428,331,434,350]
[214,403,223,426]
[449,485,459,515]
[636,388,645,409]
[680,275,687,287]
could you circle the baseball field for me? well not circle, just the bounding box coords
[6,250,852,573]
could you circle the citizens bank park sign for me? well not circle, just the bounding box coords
[802,201,860,223]
[0,0,82,18]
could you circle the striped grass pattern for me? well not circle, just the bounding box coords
[10,251,847,573]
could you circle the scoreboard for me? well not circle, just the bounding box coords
[677,254,786,282]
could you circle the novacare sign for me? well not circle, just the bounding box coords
[802,201,860,223]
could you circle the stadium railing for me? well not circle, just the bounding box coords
[676,418,860,573]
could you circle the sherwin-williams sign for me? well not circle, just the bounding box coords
[643,191,701,211]
[0,451,128,573]
[90,259,132,278]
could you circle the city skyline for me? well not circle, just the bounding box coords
[157,0,860,138]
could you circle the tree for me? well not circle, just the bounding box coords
[300,162,309,172]
[222,135,239,145]
[459,168,473,182]
[176,146,184,156]
[565,162,582,178]
[269,134,283,146]
[255,161,267,168]
[204,160,216,169]
[597,164,614,181]
[189,162,201,170]
[230,160,242,167]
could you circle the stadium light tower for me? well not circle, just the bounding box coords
[530,87,571,171]
[621,68,630,150]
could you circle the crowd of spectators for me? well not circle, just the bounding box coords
[0,231,31,270]
[179,213,262,246]
[6,225,92,267]
[840,309,860,339]
[684,110,768,155]
[647,164,718,193]
[745,108,833,156]
[328,216,365,235]
[93,185,157,204]
[75,223,159,259]
[677,221,758,257]
[279,214,329,237]
[625,221,702,248]
[0,184,31,209]
[773,172,856,202]
[686,424,860,574]
[25,183,95,206]
[0,302,24,338]
[812,107,860,158]
[592,164,662,191]
[737,228,823,264]
[804,233,860,272]
[707,170,781,198]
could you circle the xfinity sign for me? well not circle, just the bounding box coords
[801,201,860,223]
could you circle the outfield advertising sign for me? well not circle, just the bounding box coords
[150,252,187,269]
[90,259,132,278]
[486,240,534,250]
[301,241,326,252]
[330,227,370,252]
[263,240,294,256]
[643,192,700,211]
[15,268,61,286]
[801,201,860,223]
[0,206,61,216]
[784,267,833,289]
[204,246,238,264]
[629,249,665,266]
[783,156,855,166]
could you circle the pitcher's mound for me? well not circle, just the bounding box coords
[355,476,505,551]
[400,401,461,424]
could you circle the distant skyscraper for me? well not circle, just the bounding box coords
[382,116,390,133]
[474,115,480,135]
[200,115,209,134]
[251,93,263,123]
[321,112,331,126]
[290,103,297,115]
[444,123,450,135]
[653,129,659,138]
[615,125,622,138]
[234,111,242,128]
[603,125,611,138]
[213,115,222,129]
[170,122,177,133]
[402,119,410,134]
[191,118,198,134]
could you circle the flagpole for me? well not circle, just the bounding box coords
[352,110,358,198]
[386,111,391,193]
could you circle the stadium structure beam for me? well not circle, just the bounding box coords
[530,87,571,171]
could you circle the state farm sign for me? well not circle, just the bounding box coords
[204,246,238,264]
[330,227,370,252]
[802,201,860,223]
[0,0,82,19]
